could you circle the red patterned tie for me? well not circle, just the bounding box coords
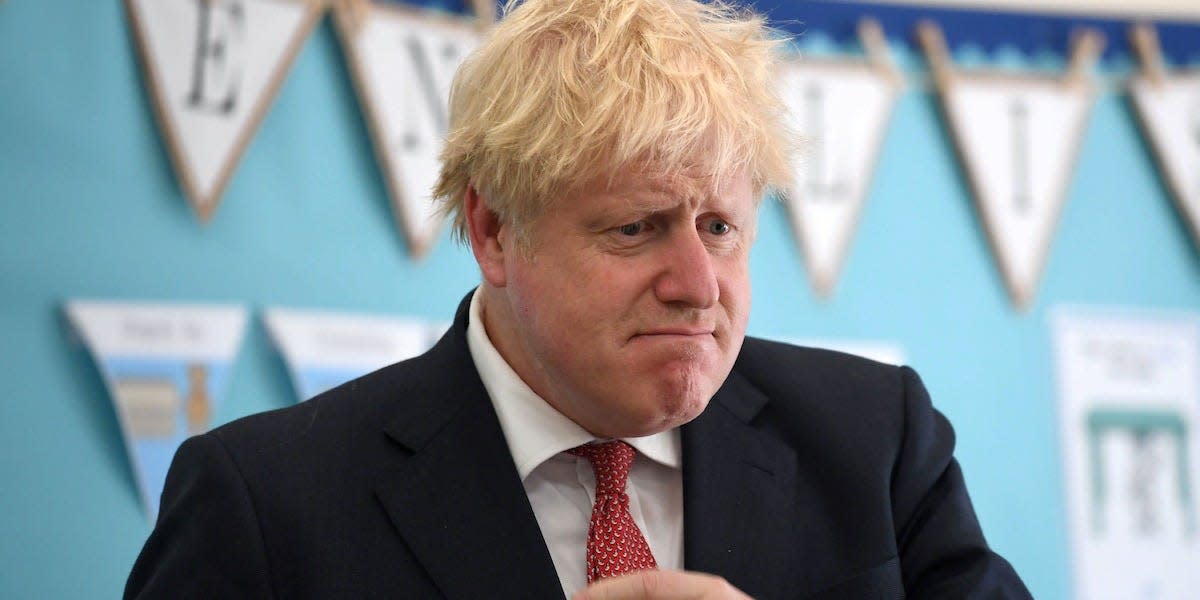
[568,441,659,583]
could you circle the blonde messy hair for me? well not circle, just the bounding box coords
[433,0,794,245]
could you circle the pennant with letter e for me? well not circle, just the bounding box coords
[125,0,323,221]
[918,22,1103,310]
[263,307,447,402]
[65,301,248,519]
[777,19,902,298]
[1129,23,1200,251]
[333,0,487,258]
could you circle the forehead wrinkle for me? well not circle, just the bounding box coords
[604,168,715,203]
[600,182,707,221]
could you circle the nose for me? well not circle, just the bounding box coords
[652,227,719,309]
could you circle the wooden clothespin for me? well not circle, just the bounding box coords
[1130,22,1168,87]
[1063,29,1104,89]
[337,0,371,36]
[915,20,954,92]
[858,18,903,89]
[469,0,496,31]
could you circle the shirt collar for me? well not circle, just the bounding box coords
[465,288,681,479]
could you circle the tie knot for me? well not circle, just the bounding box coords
[568,440,636,496]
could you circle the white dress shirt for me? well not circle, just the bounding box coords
[465,289,684,598]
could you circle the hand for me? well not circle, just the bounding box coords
[571,570,752,600]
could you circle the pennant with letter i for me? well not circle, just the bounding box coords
[777,19,902,298]
[263,308,448,401]
[64,301,248,519]
[1129,23,1200,251]
[918,22,1103,310]
[333,0,490,258]
[125,0,323,221]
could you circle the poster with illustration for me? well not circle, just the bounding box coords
[1053,309,1200,599]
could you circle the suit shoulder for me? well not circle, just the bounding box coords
[731,337,916,438]
[736,336,904,391]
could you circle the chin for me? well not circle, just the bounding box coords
[598,362,726,437]
[630,386,713,436]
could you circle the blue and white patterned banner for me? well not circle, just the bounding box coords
[65,301,248,519]
[263,307,447,401]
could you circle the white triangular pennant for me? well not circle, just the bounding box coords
[263,308,447,401]
[943,80,1093,306]
[335,2,481,257]
[1128,24,1200,250]
[126,0,322,221]
[1130,76,1200,248]
[919,22,1101,309]
[777,45,900,297]
[65,301,248,519]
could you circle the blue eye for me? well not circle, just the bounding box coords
[617,222,645,236]
[707,220,731,235]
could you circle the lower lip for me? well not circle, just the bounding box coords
[632,333,713,342]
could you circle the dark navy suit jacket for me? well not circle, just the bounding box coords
[126,294,1030,599]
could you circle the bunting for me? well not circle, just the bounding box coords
[113,1,1200,287]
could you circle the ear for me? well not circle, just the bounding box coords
[464,184,508,287]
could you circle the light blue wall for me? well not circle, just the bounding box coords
[1,2,1197,598]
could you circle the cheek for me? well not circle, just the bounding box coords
[721,263,752,322]
[508,261,598,357]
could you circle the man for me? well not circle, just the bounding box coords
[127,0,1031,598]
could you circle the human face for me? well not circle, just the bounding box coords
[476,171,755,438]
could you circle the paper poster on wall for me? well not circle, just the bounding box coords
[125,0,323,221]
[65,301,248,519]
[1129,24,1200,251]
[767,335,905,367]
[777,19,902,298]
[918,22,1102,310]
[333,0,483,257]
[1053,309,1200,599]
[263,308,448,401]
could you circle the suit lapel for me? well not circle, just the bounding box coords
[681,369,800,599]
[372,296,564,600]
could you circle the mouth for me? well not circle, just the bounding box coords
[631,327,715,339]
